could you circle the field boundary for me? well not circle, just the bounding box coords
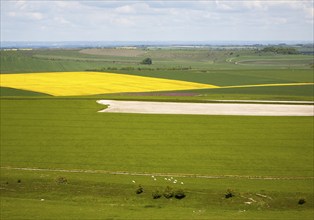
[2,167,313,180]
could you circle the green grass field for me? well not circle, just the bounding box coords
[0,47,313,219]
[1,99,313,219]
[1,48,313,74]
[1,99,313,176]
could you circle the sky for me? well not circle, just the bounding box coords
[1,0,313,42]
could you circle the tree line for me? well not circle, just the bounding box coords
[261,46,299,54]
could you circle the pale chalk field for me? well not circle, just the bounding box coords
[97,100,314,116]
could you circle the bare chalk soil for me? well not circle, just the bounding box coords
[97,100,314,116]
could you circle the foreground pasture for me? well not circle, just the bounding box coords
[0,98,313,219]
[1,169,313,220]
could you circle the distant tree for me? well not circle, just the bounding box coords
[141,58,152,65]
[261,46,299,54]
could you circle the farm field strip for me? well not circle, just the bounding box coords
[236,58,314,66]
[210,100,314,104]
[1,71,313,97]
[2,166,313,180]
[223,82,314,89]
[97,100,314,116]
[0,71,218,96]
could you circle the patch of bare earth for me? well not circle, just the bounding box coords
[79,48,147,57]
[97,100,314,116]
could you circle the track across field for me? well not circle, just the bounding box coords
[2,166,313,180]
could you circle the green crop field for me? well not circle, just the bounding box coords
[0,47,313,219]
[1,99,313,219]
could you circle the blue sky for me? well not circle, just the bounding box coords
[1,0,313,42]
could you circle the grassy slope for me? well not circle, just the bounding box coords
[0,98,313,219]
[0,51,107,73]
[180,84,314,101]
[110,69,313,85]
[0,87,50,97]
[108,69,313,100]
[1,49,313,101]
[96,85,313,102]
[1,49,313,74]
[1,170,313,220]
[232,54,313,67]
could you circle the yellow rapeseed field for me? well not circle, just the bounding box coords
[0,72,219,96]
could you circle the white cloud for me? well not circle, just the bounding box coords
[15,0,28,10]
[112,17,135,26]
[114,5,136,14]
[53,16,72,25]
[29,12,43,20]
[1,0,313,41]
[5,11,43,21]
